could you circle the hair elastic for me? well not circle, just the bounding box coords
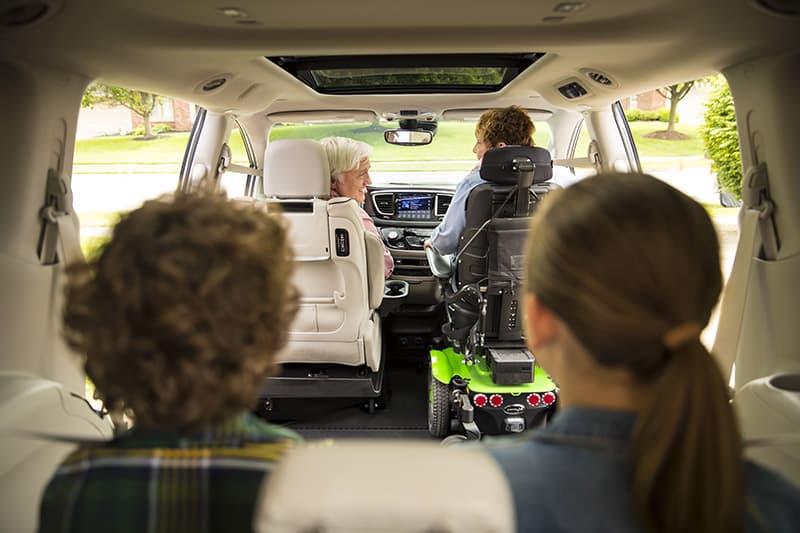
[663,322,702,350]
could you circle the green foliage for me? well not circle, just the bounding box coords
[701,77,742,199]
[82,83,160,118]
[127,124,172,136]
[80,235,110,261]
[625,109,678,123]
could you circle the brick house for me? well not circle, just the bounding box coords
[130,98,196,131]
[620,90,666,111]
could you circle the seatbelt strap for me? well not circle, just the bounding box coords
[217,143,263,178]
[552,140,603,172]
[712,208,759,379]
[712,157,780,381]
[38,169,83,267]
[742,161,779,260]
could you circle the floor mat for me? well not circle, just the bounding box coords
[261,364,435,440]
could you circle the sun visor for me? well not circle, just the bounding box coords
[267,110,377,124]
[442,108,553,122]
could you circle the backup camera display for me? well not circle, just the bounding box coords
[396,194,433,219]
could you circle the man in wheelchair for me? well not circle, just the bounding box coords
[425,134,561,439]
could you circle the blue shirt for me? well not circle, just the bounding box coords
[430,166,487,255]
[485,406,800,533]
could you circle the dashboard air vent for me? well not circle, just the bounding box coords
[435,194,452,216]
[373,193,394,216]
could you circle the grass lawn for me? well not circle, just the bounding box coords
[575,121,704,160]
[74,120,706,168]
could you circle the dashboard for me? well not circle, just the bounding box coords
[365,188,454,280]
[366,189,453,251]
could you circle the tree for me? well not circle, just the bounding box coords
[656,81,695,133]
[701,76,743,200]
[82,84,161,139]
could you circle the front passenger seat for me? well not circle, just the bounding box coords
[260,139,385,400]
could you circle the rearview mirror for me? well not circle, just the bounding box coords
[384,129,433,146]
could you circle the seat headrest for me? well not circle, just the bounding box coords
[480,145,553,185]
[264,139,331,198]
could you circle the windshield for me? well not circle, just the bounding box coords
[269,120,552,186]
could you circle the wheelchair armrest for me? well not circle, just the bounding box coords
[425,246,453,279]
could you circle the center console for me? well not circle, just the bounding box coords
[380,227,433,250]
[368,189,453,253]
[367,188,454,353]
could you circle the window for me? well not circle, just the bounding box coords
[268,54,545,94]
[268,119,550,187]
[151,99,174,121]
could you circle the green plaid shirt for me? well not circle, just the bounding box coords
[39,413,301,533]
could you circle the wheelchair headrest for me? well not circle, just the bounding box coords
[264,139,331,198]
[480,146,553,185]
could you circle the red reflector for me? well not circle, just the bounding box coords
[527,393,541,406]
[489,394,503,407]
[473,393,488,408]
[543,391,556,405]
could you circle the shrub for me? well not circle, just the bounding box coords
[126,124,172,136]
[701,78,742,200]
[81,235,110,261]
[624,108,679,123]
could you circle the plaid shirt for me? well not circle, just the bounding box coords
[39,413,301,533]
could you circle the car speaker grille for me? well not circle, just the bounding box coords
[373,193,394,215]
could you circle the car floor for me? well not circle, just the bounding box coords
[260,362,434,440]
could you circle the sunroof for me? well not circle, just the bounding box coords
[268,54,544,95]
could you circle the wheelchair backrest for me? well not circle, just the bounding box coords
[455,146,555,342]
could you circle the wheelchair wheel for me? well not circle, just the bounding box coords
[428,372,451,438]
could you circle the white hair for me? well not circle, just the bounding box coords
[320,136,373,184]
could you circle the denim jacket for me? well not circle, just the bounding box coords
[429,166,486,255]
[485,406,800,533]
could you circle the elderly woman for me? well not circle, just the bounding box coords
[320,136,394,279]
[39,192,301,533]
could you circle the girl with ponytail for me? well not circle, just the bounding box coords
[486,173,799,533]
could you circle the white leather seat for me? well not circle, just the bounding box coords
[262,139,384,371]
[253,441,515,533]
[736,373,800,487]
[0,372,113,533]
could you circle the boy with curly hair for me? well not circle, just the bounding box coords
[427,105,535,255]
[39,193,300,533]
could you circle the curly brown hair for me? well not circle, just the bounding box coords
[475,105,535,147]
[63,193,298,430]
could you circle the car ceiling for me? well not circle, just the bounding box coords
[1,0,799,116]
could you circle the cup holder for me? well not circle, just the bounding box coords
[768,373,800,393]
[384,279,409,299]
[380,280,409,317]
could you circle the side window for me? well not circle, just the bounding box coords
[76,85,190,258]
[76,84,192,407]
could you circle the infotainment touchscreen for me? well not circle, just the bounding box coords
[395,194,433,220]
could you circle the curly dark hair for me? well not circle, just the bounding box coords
[476,105,535,147]
[63,193,298,430]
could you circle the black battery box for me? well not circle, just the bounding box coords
[487,348,534,385]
